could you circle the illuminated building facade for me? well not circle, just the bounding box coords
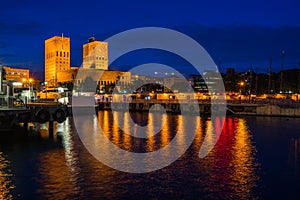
[2,66,30,82]
[45,35,71,86]
[82,37,108,70]
[188,75,208,93]
[75,69,131,93]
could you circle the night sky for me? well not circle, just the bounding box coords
[1,0,300,80]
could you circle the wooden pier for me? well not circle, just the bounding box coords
[0,102,69,130]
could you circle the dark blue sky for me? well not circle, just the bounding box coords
[1,0,300,79]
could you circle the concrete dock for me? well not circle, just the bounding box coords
[97,99,300,117]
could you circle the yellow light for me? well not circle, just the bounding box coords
[240,82,245,86]
[29,78,33,83]
[22,78,26,82]
[13,82,23,86]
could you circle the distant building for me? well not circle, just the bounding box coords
[226,68,235,77]
[131,75,164,85]
[45,34,71,86]
[70,67,79,80]
[188,74,208,92]
[100,70,131,85]
[82,37,108,70]
[224,68,239,92]
[163,76,192,93]
[2,66,30,82]
[0,64,36,98]
[202,70,224,93]
[75,69,131,93]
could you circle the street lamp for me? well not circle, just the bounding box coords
[29,78,33,101]
[22,78,34,102]
[239,81,245,92]
[239,81,245,101]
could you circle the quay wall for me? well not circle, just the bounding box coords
[256,105,300,117]
[98,100,300,118]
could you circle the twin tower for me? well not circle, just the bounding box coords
[44,35,108,86]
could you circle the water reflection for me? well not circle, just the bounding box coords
[96,111,259,198]
[288,138,300,176]
[0,111,272,199]
[231,118,258,198]
[0,152,14,200]
[36,118,80,200]
[96,111,192,153]
[200,117,259,199]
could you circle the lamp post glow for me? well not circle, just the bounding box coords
[239,81,245,101]
[29,78,33,101]
[22,78,34,102]
[239,81,245,92]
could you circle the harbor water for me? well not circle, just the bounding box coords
[0,111,300,199]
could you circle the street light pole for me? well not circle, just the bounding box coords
[22,78,34,102]
[22,78,28,103]
[239,81,245,102]
[29,78,33,102]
